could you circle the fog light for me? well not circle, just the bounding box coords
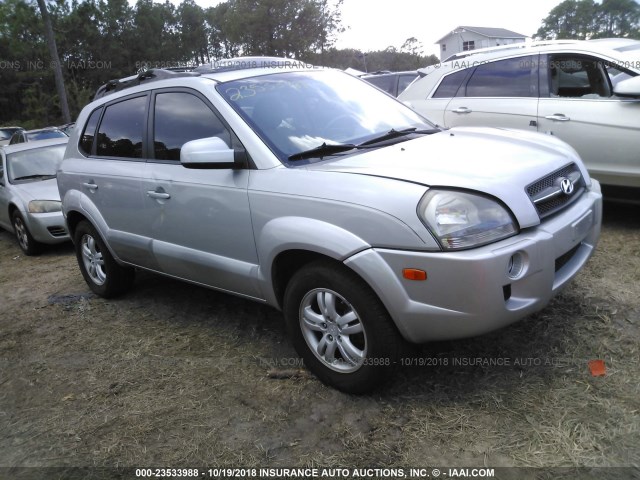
[403,268,427,281]
[507,252,525,279]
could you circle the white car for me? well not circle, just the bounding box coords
[0,126,23,146]
[399,39,640,188]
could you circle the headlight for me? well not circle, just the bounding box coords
[28,200,62,213]
[418,190,518,250]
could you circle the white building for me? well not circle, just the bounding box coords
[436,26,527,60]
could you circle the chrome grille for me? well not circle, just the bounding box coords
[526,163,584,219]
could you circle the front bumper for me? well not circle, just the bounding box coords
[344,183,602,343]
[24,211,70,244]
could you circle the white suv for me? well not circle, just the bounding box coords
[399,39,640,188]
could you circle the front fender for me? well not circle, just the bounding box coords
[255,216,371,306]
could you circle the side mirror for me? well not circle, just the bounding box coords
[613,75,640,97]
[180,137,246,169]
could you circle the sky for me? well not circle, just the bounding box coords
[152,0,567,57]
[334,0,566,56]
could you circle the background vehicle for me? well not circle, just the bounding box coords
[9,127,68,145]
[399,39,640,188]
[0,138,70,255]
[58,123,76,135]
[0,126,24,146]
[58,58,601,393]
[361,70,419,97]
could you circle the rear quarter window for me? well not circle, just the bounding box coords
[79,107,103,156]
[433,69,470,98]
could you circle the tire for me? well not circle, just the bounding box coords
[73,220,134,298]
[12,211,41,256]
[283,260,402,394]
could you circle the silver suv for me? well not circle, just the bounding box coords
[57,57,602,393]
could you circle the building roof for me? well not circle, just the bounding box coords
[436,26,527,44]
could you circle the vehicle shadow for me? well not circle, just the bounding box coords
[602,196,640,228]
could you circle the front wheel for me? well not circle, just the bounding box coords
[12,211,41,256]
[73,220,134,298]
[283,260,402,394]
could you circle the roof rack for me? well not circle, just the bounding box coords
[92,57,311,100]
[442,39,581,62]
[93,68,200,100]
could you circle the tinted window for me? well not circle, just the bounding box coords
[97,96,146,158]
[365,75,395,95]
[79,107,103,155]
[433,69,469,98]
[397,74,418,95]
[153,92,230,161]
[465,56,537,97]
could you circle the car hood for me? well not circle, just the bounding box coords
[12,178,62,202]
[307,127,591,228]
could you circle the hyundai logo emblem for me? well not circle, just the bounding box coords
[560,178,574,195]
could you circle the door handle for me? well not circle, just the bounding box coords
[545,114,570,122]
[147,190,171,200]
[451,107,472,114]
[82,182,98,191]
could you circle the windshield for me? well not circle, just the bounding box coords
[217,69,434,164]
[0,128,22,141]
[7,143,67,183]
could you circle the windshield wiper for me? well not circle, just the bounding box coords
[288,142,357,161]
[357,127,439,147]
[288,128,440,161]
[13,174,56,181]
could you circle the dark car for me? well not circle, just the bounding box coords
[361,70,419,97]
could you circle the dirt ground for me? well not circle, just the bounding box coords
[1,200,639,479]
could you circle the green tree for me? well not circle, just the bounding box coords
[594,0,640,38]
[177,0,208,64]
[219,0,343,57]
[36,0,71,123]
[534,0,598,39]
[535,0,640,39]
[131,0,178,68]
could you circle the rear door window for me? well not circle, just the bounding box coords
[96,96,147,159]
[464,56,538,97]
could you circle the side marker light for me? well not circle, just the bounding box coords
[403,269,427,281]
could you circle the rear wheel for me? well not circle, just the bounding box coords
[12,211,41,256]
[74,220,134,298]
[283,260,402,394]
